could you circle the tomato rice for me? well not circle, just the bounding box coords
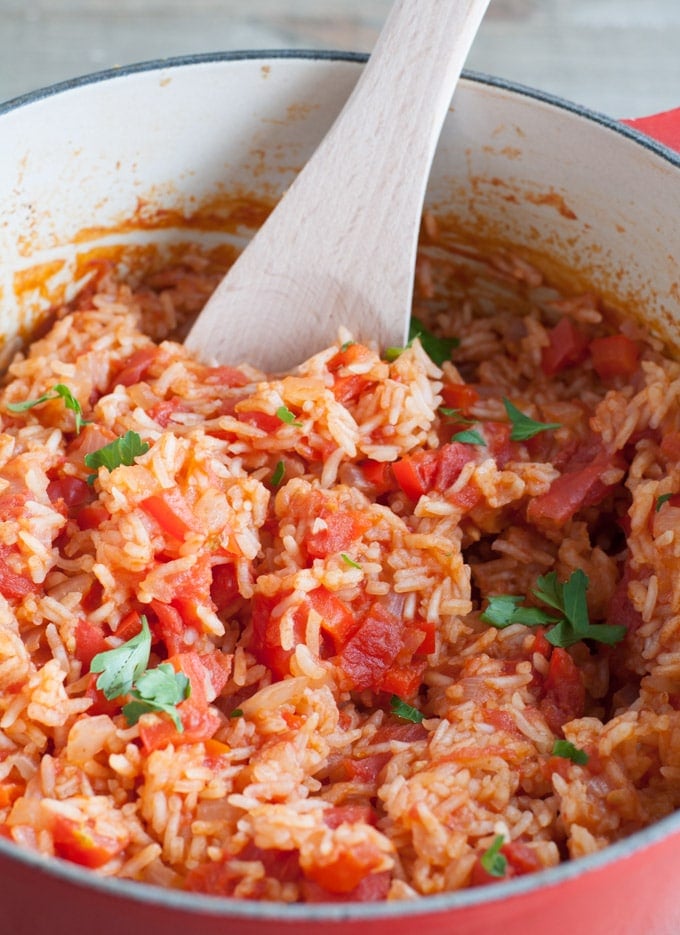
[1,226,680,902]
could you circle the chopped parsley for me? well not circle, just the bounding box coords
[276,405,302,427]
[123,663,190,731]
[84,430,149,483]
[503,397,561,441]
[7,383,89,434]
[90,616,152,699]
[439,406,475,424]
[341,553,362,570]
[90,616,190,730]
[552,739,589,765]
[385,317,459,366]
[481,570,626,648]
[229,708,244,719]
[656,493,674,511]
[480,835,507,877]
[271,460,285,486]
[339,340,355,353]
[410,316,459,366]
[390,694,424,724]
[452,428,486,446]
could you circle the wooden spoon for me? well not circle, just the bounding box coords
[185,0,490,372]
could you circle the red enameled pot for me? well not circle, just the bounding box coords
[0,52,679,935]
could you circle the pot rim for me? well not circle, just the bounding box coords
[2,49,680,923]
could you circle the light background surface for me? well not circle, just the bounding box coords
[1,0,679,119]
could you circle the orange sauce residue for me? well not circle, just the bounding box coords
[13,259,66,300]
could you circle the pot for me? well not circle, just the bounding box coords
[1,52,679,935]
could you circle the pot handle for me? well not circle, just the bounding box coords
[621,107,680,153]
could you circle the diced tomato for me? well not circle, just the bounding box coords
[341,753,391,784]
[372,721,428,744]
[236,410,282,434]
[377,659,427,698]
[114,609,144,643]
[47,476,91,509]
[440,382,480,414]
[186,847,301,896]
[210,563,240,613]
[394,443,473,501]
[197,651,232,701]
[114,346,159,387]
[471,840,541,887]
[503,840,543,875]
[541,316,589,376]
[413,619,436,655]
[532,627,552,659]
[150,600,186,656]
[339,602,404,691]
[250,591,306,680]
[332,374,369,404]
[308,587,358,652]
[327,342,373,372]
[660,432,680,463]
[483,421,513,468]
[74,618,109,671]
[449,483,483,512]
[527,448,623,527]
[66,423,118,465]
[76,502,109,530]
[589,334,639,380]
[52,815,128,869]
[540,647,585,734]
[0,783,21,808]
[305,510,372,559]
[483,708,524,737]
[202,365,250,388]
[392,453,433,500]
[323,804,376,829]
[148,397,184,427]
[140,489,196,540]
[357,459,395,496]
[302,840,386,894]
[0,546,37,600]
[83,673,121,717]
[137,696,221,753]
[303,870,391,903]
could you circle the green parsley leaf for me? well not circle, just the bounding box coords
[271,460,285,487]
[276,405,302,427]
[532,571,564,613]
[409,316,459,367]
[339,340,355,353]
[84,430,150,483]
[656,493,673,511]
[6,392,54,412]
[483,570,625,648]
[480,835,507,878]
[341,553,362,570]
[390,694,424,724]
[6,383,89,434]
[90,616,152,699]
[122,664,191,731]
[229,708,244,719]
[552,739,589,765]
[452,428,486,446]
[503,397,561,442]
[481,595,557,629]
[439,406,475,424]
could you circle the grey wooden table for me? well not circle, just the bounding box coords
[1,0,679,120]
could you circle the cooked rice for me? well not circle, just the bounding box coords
[1,223,680,903]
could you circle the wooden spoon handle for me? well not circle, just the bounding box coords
[186,0,490,371]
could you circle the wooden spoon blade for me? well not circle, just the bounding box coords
[186,0,490,372]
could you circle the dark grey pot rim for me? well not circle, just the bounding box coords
[1,48,679,924]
